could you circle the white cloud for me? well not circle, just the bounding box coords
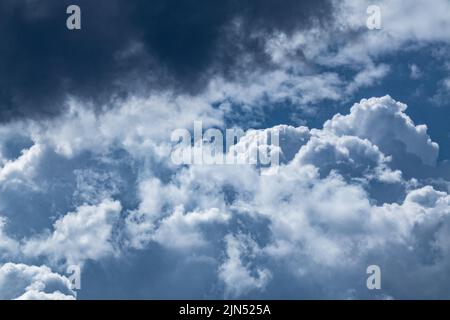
[0,263,75,300]
[219,234,271,298]
[23,199,122,266]
[15,290,76,300]
[232,125,310,165]
[332,0,450,61]
[293,130,402,183]
[33,95,223,159]
[125,180,231,250]
[205,70,345,111]
[153,206,230,249]
[323,96,439,166]
[0,144,44,187]
[346,63,390,94]
[121,96,450,297]
[249,0,450,116]
[107,95,448,298]
[0,88,448,299]
[0,0,448,300]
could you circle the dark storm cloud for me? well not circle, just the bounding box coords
[0,0,333,122]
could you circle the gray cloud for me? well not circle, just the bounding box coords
[0,0,333,122]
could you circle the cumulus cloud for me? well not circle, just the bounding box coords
[120,96,449,298]
[0,263,75,300]
[0,93,448,299]
[0,0,449,301]
[152,206,230,249]
[293,131,402,183]
[322,96,439,166]
[0,144,44,187]
[27,95,223,159]
[23,199,122,266]
[125,171,248,249]
[233,125,310,165]
[125,181,231,249]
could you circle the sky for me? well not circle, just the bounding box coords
[0,0,450,300]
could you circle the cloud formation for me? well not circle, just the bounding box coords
[0,263,75,300]
[0,0,332,122]
[23,199,122,266]
[0,92,448,299]
[1,0,450,300]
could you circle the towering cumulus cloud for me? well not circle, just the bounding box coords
[0,94,449,299]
